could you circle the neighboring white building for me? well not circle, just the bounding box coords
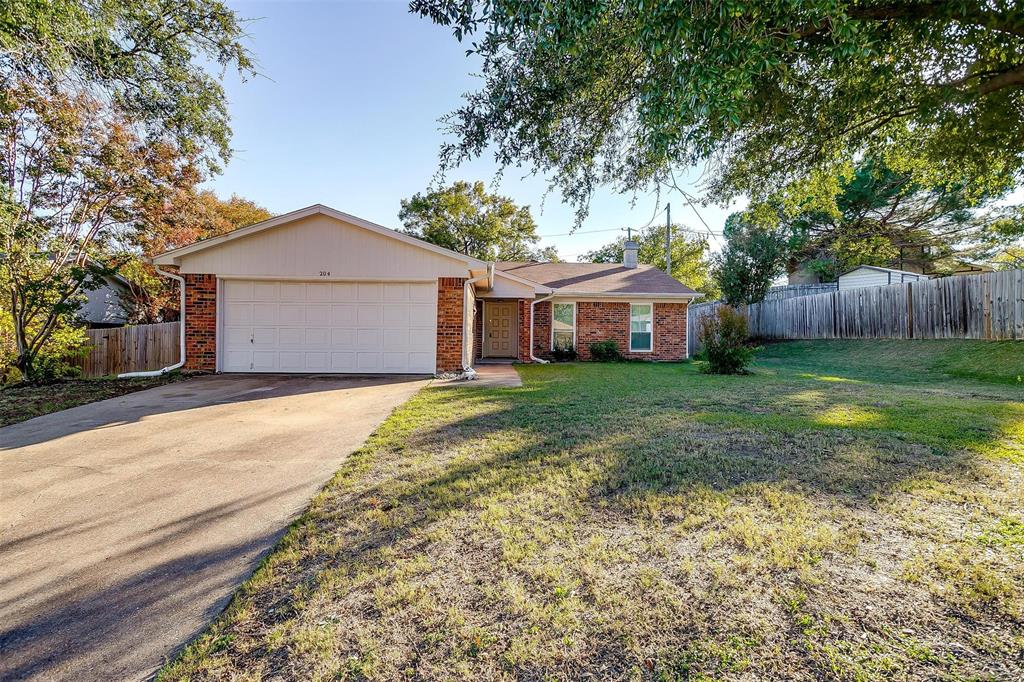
[837,265,928,290]
[78,273,131,328]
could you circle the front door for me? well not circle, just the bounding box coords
[484,301,518,357]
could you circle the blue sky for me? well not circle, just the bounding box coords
[212,1,743,261]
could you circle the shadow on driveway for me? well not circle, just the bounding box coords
[0,374,428,681]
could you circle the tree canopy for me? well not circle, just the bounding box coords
[583,225,720,299]
[1,0,254,168]
[399,181,552,261]
[714,214,792,305]
[752,160,1024,279]
[412,0,1024,219]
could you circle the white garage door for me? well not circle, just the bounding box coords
[220,280,437,374]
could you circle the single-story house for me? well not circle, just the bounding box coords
[837,265,929,290]
[152,204,700,375]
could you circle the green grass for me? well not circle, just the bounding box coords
[0,373,186,427]
[160,340,1023,681]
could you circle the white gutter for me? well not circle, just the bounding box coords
[461,263,495,377]
[118,267,186,378]
[529,292,556,364]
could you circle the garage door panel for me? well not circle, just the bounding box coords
[253,304,277,325]
[382,283,407,301]
[331,282,358,301]
[305,328,330,346]
[357,282,381,301]
[280,282,306,300]
[356,352,380,371]
[252,281,279,300]
[331,304,356,325]
[408,328,435,351]
[331,352,355,371]
[408,305,434,326]
[356,305,381,326]
[279,304,305,324]
[225,303,252,325]
[382,328,409,351]
[306,305,330,325]
[331,328,356,346]
[356,328,380,349]
[221,279,436,374]
[278,328,304,346]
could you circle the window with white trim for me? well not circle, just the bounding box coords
[552,302,575,349]
[629,303,653,352]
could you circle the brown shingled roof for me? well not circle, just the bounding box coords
[496,262,698,296]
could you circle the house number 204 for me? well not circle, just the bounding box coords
[319,270,331,277]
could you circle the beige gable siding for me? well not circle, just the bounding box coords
[476,273,538,299]
[178,214,468,279]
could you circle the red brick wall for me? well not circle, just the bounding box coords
[436,277,466,373]
[184,274,217,372]
[532,300,553,361]
[517,300,532,362]
[530,300,688,361]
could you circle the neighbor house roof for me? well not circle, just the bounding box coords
[837,265,926,279]
[496,262,699,297]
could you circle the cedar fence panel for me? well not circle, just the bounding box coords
[688,270,1022,354]
[74,322,181,377]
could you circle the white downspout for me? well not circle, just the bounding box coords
[529,292,556,364]
[118,267,187,378]
[461,263,494,378]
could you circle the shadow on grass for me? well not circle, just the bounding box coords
[163,362,1023,678]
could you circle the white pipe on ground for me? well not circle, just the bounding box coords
[529,292,556,364]
[118,267,187,378]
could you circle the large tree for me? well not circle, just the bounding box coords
[2,0,254,169]
[117,191,274,323]
[714,213,793,305]
[399,181,551,261]
[583,225,719,299]
[412,0,1024,219]
[0,81,198,376]
[758,160,1024,280]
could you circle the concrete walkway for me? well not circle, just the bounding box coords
[0,374,428,681]
[471,364,523,387]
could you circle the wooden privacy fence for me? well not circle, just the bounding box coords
[688,269,1023,355]
[73,321,181,377]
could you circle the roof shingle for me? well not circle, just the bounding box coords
[496,261,698,296]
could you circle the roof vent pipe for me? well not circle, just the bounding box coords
[623,239,639,269]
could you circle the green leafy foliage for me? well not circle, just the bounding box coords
[1,0,254,169]
[550,343,577,362]
[588,339,621,362]
[750,160,1024,279]
[412,0,1024,220]
[697,306,756,375]
[583,224,719,298]
[714,214,792,304]
[399,181,551,261]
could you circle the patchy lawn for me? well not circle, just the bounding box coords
[0,373,187,427]
[161,341,1023,681]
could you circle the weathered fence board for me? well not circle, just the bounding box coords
[688,270,1022,354]
[73,322,181,377]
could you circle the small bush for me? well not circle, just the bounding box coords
[697,306,756,374]
[589,339,622,362]
[551,343,578,362]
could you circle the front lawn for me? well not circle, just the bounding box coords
[0,373,186,427]
[162,341,1023,681]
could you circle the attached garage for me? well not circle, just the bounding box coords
[220,279,437,374]
[153,204,487,375]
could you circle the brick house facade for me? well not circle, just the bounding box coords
[183,273,217,371]
[435,277,466,373]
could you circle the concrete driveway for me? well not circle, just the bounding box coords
[0,374,429,681]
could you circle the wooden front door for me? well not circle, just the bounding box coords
[484,301,518,357]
